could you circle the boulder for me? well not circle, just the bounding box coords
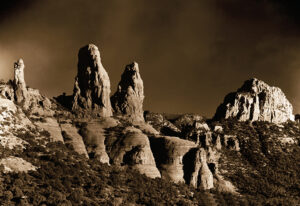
[72,44,112,117]
[111,62,144,122]
[214,78,294,123]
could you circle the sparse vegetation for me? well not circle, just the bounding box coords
[215,119,300,205]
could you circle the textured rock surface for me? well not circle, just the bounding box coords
[150,136,197,183]
[24,88,54,116]
[13,59,27,103]
[0,59,54,116]
[111,62,144,122]
[60,123,89,158]
[107,127,161,178]
[35,118,64,142]
[144,112,180,136]
[79,118,119,164]
[72,44,112,117]
[214,78,294,123]
[0,156,37,173]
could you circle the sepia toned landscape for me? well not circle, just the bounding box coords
[1,1,300,205]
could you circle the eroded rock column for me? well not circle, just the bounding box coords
[111,62,144,122]
[72,44,112,117]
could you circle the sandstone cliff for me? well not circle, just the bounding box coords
[214,78,294,123]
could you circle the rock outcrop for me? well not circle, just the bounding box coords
[13,59,27,104]
[144,112,180,136]
[80,118,119,164]
[150,136,197,183]
[111,62,144,122]
[72,44,112,117]
[107,127,161,178]
[214,78,294,123]
[60,123,89,158]
[0,59,54,116]
[190,148,214,190]
[35,118,64,142]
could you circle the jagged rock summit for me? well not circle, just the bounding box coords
[72,44,113,117]
[214,78,294,123]
[111,62,145,122]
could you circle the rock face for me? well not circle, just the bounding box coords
[190,148,214,190]
[60,123,89,158]
[150,136,197,183]
[80,118,119,164]
[35,118,64,142]
[107,127,161,178]
[13,59,27,103]
[111,62,144,122]
[144,112,180,136]
[72,44,112,117]
[214,78,294,123]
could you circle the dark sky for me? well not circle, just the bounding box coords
[1,0,300,117]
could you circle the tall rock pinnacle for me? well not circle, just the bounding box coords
[111,62,144,122]
[13,59,27,103]
[72,44,112,117]
[214,78,294,123]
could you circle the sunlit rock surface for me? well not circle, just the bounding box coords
[214,78,294,123]
[72,44,113,117]
[111,62,145,123]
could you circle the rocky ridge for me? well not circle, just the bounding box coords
[0,43,299,204]
[214,78,294,123]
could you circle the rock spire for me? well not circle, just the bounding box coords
[13,59,27,103]
[72,44,112,117]
[111,62,144,122]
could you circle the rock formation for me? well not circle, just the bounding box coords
[107,127,161,178]
[190,148,214,190]
[35,118,64,142]
[60,123,89,158]
[13,59,27,103]
[0,59,54,116]
[214,78,294,123]
[111,62,144,122]
[150,136,197,183]
[72,44,112,117]
[80,118,119,164]
[144,112,180,136]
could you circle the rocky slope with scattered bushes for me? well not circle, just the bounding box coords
[0,43,299,205]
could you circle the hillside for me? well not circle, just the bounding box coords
[0,44,299,205]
